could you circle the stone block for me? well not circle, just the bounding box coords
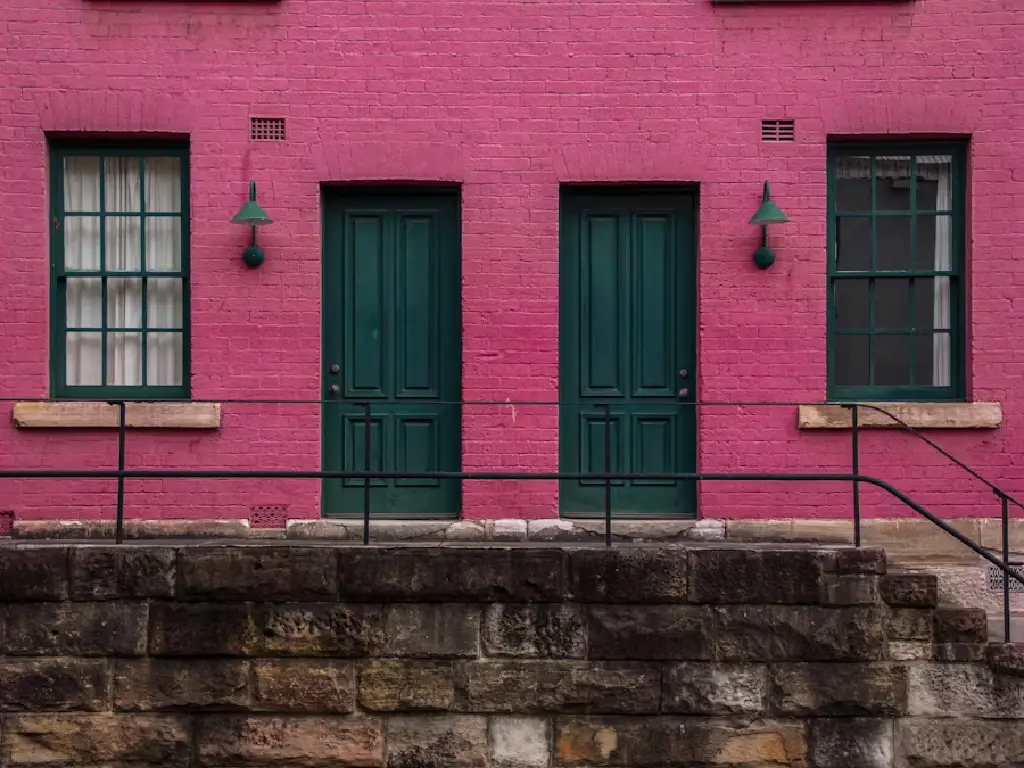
[688,549,821,604]
[933,642,986,662]
[487,520,529,542]
[251,659,356,713]
[825,548,887,575]
[661,662,767,715]
[444,521,487,542]
[490,717,550,768]
[880,573,938,607]
[0,659,108,711]
[715,606,886,661]
[0,547,68,601]
[768,663,908,716]
[149,602,257,656]
[908,662,1024,717]
[586,605,714,660]
[897,719,1024,767]
[483,604,586,658]
[888,642,932,661]
[114,659,248,711]
[567,548,687,602]
[384,604,480,658]
[4,714,190,765]
[988,642,1024,676]
[70,546,176,600]
[527,519,583,542]
[385,715,487,768]
[359,661,456,712]
[338,548,564,602]
[196,715,383,766]
[933,606,988,643]
[885,608,933,641]
[368,521,450,542]
[808,718,892,768]
[6,602,147,656]
[457,660,660,714]
[258,603,383,656]
[178,546,337,601]
[820,575,879,606]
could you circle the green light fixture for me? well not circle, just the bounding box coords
[749,180,789,269]
[231,180,273,268]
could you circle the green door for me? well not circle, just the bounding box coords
[322,189,461,517]
[560,188,697,517]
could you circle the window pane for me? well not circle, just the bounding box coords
[874,278,911,330]
[107,332,142,386]
[916,155,953,211]
[107,278,142,329]
[147,278,183,329]
[63,157,100,212]
[104,157,141,212]
[66,278,102,328]
[834,335,869,386]
[912,277,951,331]
[873,335,912,386]
[835,217,871,271]
[834,279,869,331]
[145,217,182,271]
[834,156,872,212]
[874,156,911,211]
[144,158,182,213]
[875,216,911,271]
[147,333,183,386]
[915,214,953,270]
[913,331,948,387]
[106,216,141,271]
[66,332,102,386]
[63,217,101,270]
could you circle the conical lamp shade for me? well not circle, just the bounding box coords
[749,199,789,225]
[231,180,273,226]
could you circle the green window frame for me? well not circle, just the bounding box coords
[49,142,190,400]
[827,141,967,402]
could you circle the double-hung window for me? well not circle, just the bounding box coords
[50,143,189,399]
[827,142,966,401]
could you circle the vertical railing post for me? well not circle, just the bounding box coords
[111,401,127,545]
[1002,491,1011,643]
[851,403,861,548]
[363,402,372,546]
[603,403,612,548]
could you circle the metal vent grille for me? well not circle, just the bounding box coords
[249,505,290,529]
[761,119,795,142]
[989,565,1024,592]
[250,117,286,141]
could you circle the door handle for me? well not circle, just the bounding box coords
[678,388,690,398]
[329,384,340,395]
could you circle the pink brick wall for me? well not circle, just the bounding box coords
[0,0,1022,524]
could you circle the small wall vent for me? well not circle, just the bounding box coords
[250,117,286,142]
[249,504,290,529]
[761,119,795,142]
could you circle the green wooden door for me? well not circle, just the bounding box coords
[322,189,461,518]
[560,188,697,517]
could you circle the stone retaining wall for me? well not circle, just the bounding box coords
[0,543,1021,767]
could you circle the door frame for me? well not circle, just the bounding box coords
[320,184,463,519]
[558,184,700,518]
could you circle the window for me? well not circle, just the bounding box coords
[827,142,966,401]
[50,143,189,399]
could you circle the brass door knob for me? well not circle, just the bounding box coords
[329,384,340,395]
[678,388,690,397]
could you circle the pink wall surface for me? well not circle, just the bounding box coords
[0,0,1022,523]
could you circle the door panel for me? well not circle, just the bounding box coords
[323,190,461,518]
[560,189,697,517]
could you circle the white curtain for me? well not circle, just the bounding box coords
[928,157,952,387]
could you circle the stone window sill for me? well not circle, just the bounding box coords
[12,401,221,429]
[798,402,1001,430]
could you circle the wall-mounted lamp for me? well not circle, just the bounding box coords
[231,180,273,268]
[749,180,789,269]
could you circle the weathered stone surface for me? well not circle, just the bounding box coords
[688,549,822,604]
[880,573,938,607]
[824,548,886,575]
[567,548,687,602]
[197,715,383,766]
[715,606,886,661]
[338,548,564,602]
[820,575,878,606]
[988,642,1024,676]
[587,606,714,660]
[457,661,660,714]
[386,715,487,768]
[491,717,550,768]
[908,662,1024,717]
[898,718,1024,767]
[251,659,356,713]
[178,546,337,601]
[6,602,147,656]
[149,602,257,656]
[933,642,986,662]
[70,547,176,600]
[934,606,988,643]
[258,603,383,656]
[769,663,908,716]
[807,718,892,768]
[444,521,487,542]
[384,604,480,658]
[359,661,456,712]
[114,659,248,710]
[886,608,933,641]
[483,604,586,658]
[0,547,68,601]
[0,659,108,711]
[661,663,767,715]
[4,713,190,765]
[888,641,932,661]
[553,716,806,766]
[487,520,529,542]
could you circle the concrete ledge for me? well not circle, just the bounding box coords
[798,402,1001,430]
[13,401,221,429]
[13,519,250,540]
